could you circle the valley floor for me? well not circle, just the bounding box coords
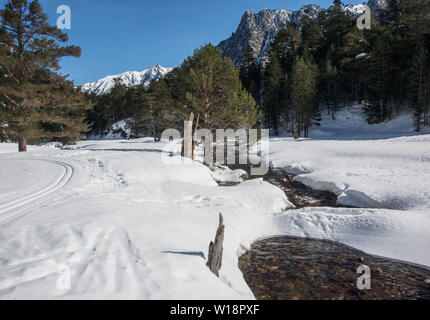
[0,108,429,299]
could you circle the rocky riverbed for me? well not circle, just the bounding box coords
[239,236,430,300]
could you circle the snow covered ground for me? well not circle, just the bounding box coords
[0,139,291,299]
[0,106,429,299]
[270,106,430,211]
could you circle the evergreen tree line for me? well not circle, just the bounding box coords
[88,44,260,141]
[240,0,430,136]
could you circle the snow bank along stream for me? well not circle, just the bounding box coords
[215,160,430,300]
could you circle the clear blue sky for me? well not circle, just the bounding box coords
[38,0,365,85]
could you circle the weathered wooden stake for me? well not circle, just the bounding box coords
[206,213,225,277]
[182,111,194,159]
[18,137,27,152]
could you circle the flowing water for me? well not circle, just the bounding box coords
[239,236,430,300]
[228,165,340,208]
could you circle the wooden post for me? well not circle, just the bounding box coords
[182,111,194,159]
[18,137,27,152]
[206,213,225,277]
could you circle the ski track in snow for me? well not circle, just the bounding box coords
[0,159,74,228]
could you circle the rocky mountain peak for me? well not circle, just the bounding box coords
[218,1,387,67]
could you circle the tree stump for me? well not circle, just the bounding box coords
[206,213,225,277]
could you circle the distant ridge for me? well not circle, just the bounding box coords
[81,65,173,95]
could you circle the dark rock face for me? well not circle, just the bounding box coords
[218,5,322,66]
[217,1,388,67]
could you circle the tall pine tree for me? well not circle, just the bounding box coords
[239,45,262,106]
[175,44,260,131]
[128,79,177,141]
[290,56,318,137]
[0,0,91,151]
[263,54,283,135]
[409,45,430,131]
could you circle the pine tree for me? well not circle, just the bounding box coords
[365,32,395,124]
[340,28,369,103]
[263,54,283,135]
[129,79,177,141]
[301,13,324,60]
[0,0,91,151]
[239,45,261,105]
[290,57,318,137]
[400,0,430,41]
[86,79,147,137]
[322,55,340,119]
[263,25,302,134]
[105,80,129,124]
[281,72,292,131]
[175,44,260,131]
[270,24,301,74]
[322,0,353,55]
[408,45,430,131]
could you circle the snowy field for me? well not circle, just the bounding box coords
[0,107,429,299]
[270,107,430,211]
[0,139,292,299]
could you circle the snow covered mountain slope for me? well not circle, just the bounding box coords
[218,1,388,66]
[344,0,388,16]
[80,65,173,95]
